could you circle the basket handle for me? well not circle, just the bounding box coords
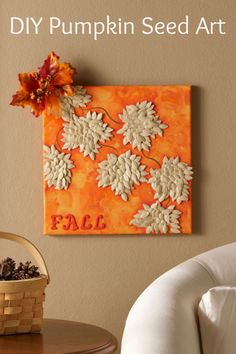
[0,232,50,284]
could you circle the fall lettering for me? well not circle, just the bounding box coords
[50,214,106,231]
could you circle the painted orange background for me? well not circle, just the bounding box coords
[43,85,191,235]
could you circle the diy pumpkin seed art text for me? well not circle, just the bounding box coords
[10,15,226,40]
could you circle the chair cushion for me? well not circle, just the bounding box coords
[198,286,236,354]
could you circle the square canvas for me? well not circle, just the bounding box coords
[43,85,192,235]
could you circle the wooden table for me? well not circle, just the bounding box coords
[0,319,118,354]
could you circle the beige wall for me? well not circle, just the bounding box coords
[0,0,235,352]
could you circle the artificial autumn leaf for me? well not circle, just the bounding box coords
[10,52,76,117]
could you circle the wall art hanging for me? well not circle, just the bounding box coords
[11,52,193,235]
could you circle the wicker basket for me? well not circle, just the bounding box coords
[0,232,50,335]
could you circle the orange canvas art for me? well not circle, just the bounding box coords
[10,53,192,236]
[43,85,192,235]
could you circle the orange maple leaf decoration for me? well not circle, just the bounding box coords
[10,52,76,117]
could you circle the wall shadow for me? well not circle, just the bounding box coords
[74,62,106,86]
[191,86,203,235]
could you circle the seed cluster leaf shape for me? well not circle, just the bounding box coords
[130,202,181,234]
[117,101,168,151]
[43,145,75,190]
[62,111,113,160]
[60,86,91,122]
[97,150,148,201]
[149,156,193,204]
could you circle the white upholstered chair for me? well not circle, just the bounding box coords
[121,242,236,354]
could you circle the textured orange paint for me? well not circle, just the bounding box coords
[43,86,192,235]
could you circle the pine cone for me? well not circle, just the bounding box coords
[0,258,16,280]
[0,258,40,281]
[12,261,40,280]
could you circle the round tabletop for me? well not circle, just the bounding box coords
[0,319,118,354]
